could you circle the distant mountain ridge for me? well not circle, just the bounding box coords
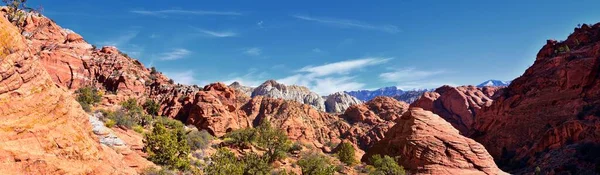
[345,86,405,101]
[476,80,511,87]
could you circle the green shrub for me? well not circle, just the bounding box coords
[289,142,303,152]
[297,152,336,175]
[75,87,102,112]
[255,120,291,163]
[150,67,157,74]
[204,148,244,175]
[104,119,116,128]
[121,98,142,111]
[144,121,190,170]
[133,125,145,133]
[187,129,213,150]
[367,155,405,175]
[143,100,160,116]
[336,142,356,166]
[242,152,271,175]
[223,128,257,148]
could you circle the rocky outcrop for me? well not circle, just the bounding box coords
[252,80,326,111]
[471,23,600,173]
[364,108,506,175]
[410,85,502,134]
[181,83,251,137]
[0,12,138,174]
[340,97,409,150]
[229,81,254,97]
[242,96,345,148]
[324,92,362,113]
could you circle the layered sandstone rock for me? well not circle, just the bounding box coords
[252,80,326,111]
[324,92,362,113]
[0,12,138,174]
[242,96,345,148]
[410,85,502,134]
[340,97,409,150]
[472,23,600,173]
[364,108,506,175]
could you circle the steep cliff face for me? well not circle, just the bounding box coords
[345,86,404,101]
[410,85,502,134]
[228,81,254,97]
[0,11,138,174]
[364,108,506,175]
[324,92,362,113]
[340,97,409,150]
[472,23,600,173]
[252,80,326,111]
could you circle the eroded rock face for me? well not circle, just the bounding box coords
[229,81,254,97]
[410,85,501,134]
[324,92,362,113]
[472,23,600,173]
[252,80,326,111]
[0,13,138,174]
[364,108,506,175]
[340,97,409,150]
[242,96,345,148]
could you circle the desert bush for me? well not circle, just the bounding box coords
[242,152,271,175]
[144,121,190,170]
[255,120,291,163]
[289,142,303,152]
[143,100,160,116]
[203,148,244,175]
[336,142,356,165]
[223,127,257,148]
[104,119,116,128]
[121,98,141,111]
[367,155,405,175]
[141,167,176,175]
[75,87,102,112]
[0,25,15,59]
[187,129,213,150]
[297,152,336,175]
[150,67,157,74]
[133,125,145,133]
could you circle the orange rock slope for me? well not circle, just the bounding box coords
[0,11,138,174]
[364,108,507,175]
[410,85,502,134]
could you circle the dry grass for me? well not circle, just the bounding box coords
[0,25,15,58]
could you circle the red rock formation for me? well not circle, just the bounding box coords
[242,96,345,148]
[0,12,138,174]
[410,85,501,134]
[472,23,600,173]
[364,108,506,175]
[340,97,409,150]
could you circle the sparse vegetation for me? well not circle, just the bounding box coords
[203,148,244,175]
[366,155,405,175]
[133,125,145,133]
[143,100,160,116]
[223,127,257,148]
[255,120,291,163]
[2,0,35,26]
[242,152,272,175]
[186,129,213,150]
[297,152,336,175]
[144,120,191,170]
[335,142,356,166]
[75,87,102,112]
[0,25,15,59]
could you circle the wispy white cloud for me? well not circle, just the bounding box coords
[379,68,450,90]
[158,49,191,61]
[163,70,197,85]
[312,48,322,53]
[292,15,400,34]
[223,68,268,87]
[194,28,238,37]
[298,57,392,77]
[278,58,390,95]
[243,47,262,56]
[257,21,264,28]
[131,9,242,17]
[99,30,139,47]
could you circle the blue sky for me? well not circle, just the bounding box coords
[30,0,600,94]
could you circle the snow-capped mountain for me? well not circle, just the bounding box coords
[345,86,404,101]
[477,80,511,87]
